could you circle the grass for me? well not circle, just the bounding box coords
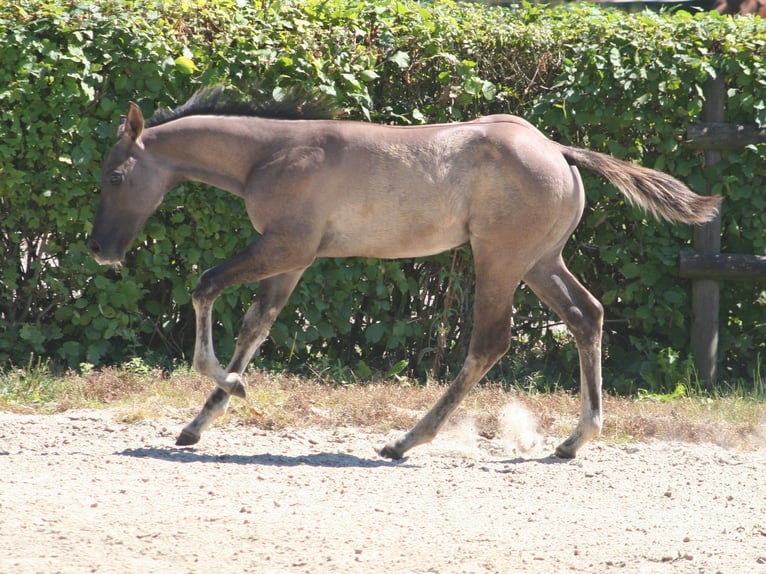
[1,361,765,449]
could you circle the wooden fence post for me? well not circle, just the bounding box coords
[689,75,724,388]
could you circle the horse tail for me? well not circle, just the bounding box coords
[557,144,721,225]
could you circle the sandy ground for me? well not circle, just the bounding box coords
[1,407,765,574]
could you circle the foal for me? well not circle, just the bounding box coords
[89,89,720,459]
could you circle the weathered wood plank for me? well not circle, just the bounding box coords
[690,76,725,388]
[679,251,766,281]
[686,122,766,151]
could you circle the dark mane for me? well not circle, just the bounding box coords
[145,85,339,128]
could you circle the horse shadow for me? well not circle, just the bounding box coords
[117,446,569,469]
[116,446,416,468]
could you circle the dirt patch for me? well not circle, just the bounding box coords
[1,408,765,573]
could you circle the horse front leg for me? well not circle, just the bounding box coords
[177,270,305,446]
[191,286,246,398]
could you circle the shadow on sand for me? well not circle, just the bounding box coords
[117,446,416,468]
[496,455,571,465]
[117,445,570,469]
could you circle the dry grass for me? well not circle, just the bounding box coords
[4,366,761,450]
[601,393,766,448]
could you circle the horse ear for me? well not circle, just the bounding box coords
[119,102,144,142]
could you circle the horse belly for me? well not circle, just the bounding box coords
[315,133,487,258]
[318,201,470,259]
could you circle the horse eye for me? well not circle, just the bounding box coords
[109,171,124,185]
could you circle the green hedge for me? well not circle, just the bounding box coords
[1,0,765,392]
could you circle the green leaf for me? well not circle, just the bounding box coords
[174,56,198,75]
[365,322,385,344]
[385,359,408,378]
[481,80,496,101]
[20,324,46,348]
[388,51,410,69]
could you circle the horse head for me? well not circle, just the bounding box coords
[88,102,174,265]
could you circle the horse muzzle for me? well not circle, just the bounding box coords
[87,236,123,266]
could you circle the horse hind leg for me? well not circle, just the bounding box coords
[523,255,604,458]
[177,271,304,446]
[378,352,503,459]
[380,249,521,459]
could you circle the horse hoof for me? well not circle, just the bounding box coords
[378,443,404,460]
[223,373,247,399]
[553,443,577,459]
[229,380,247,399]
[176,430,200,446]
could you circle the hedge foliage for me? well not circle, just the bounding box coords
[1,0,765,392]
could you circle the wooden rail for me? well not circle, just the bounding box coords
[679,252,766,281]
[686,122,766,151]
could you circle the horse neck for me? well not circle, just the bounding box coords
[146,117,283,196]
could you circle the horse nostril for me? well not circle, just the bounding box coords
[88,238,101,255]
